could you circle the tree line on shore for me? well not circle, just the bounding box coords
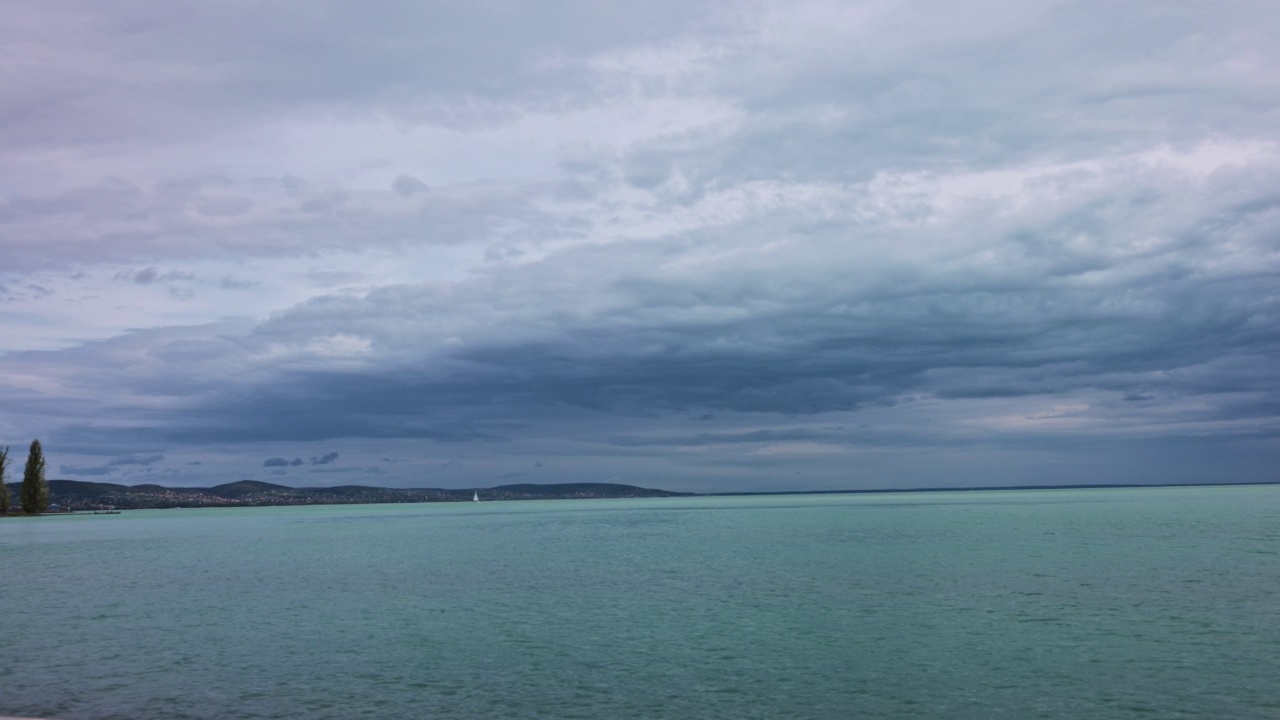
[0,440,49,515]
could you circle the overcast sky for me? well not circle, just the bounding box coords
[2,1,1278,492]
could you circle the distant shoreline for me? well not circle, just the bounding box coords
[709,480,1280,496]
[0,480,693,513]
[3,478,1276,515]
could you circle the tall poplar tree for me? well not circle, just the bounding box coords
[21,439,48,515]
[0,446,10,514]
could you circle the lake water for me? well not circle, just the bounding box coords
[1,486,1277,719]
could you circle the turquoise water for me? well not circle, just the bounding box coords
[1,486,1277,719]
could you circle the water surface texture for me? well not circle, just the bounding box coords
[2,486,1277,719]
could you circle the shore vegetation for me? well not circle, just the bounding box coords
[19,439,49,515]
[0,446,10,514]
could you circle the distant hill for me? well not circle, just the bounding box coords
[203,480,294,499]
[2,480,691,511]
[490,482,674,498]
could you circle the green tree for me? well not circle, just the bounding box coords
[21,439,48,515]
[0,446,10,514]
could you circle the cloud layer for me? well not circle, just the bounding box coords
[2,1,1278,490]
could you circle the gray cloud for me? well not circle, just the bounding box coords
[61,453,166,476]
[263,457,305,467]
[114,266,197,286]
[3,1,1279,491]
[392,175,428,198]
[60,464,117,477]
[133,267,159,285]
[606,428,837,448]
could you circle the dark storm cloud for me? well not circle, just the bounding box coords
[76,172,1278,449]
[3,1,1279,489]
[19,143,1280,459]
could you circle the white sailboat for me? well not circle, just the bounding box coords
[473,490,480,502]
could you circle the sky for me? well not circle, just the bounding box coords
[1,1,1278,493]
